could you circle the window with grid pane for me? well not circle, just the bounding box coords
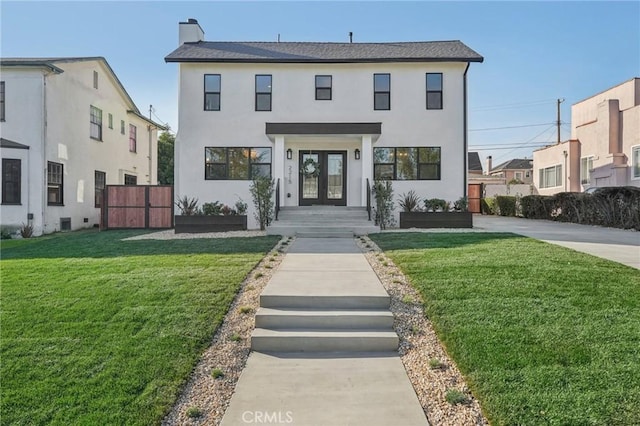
[426,73,443,109]
[90,106,102,140]
[2,158,21,204]
[205,147,272,180]
[129,124,137,153]
[373,74,390,110]
[47,161,63,205]
[95,170,105,207]
[315,75,332,100]
[373,147,441,180]
[204,74,221,111]
[255,75,272,111]
[580,157,593,184]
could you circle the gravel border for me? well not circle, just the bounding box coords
[161,235,293,426]
[356,235,488,426]
[123,229,266,240]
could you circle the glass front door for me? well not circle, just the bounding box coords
[299,151,346,206]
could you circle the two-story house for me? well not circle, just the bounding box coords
[488,158,534,184]
[534,78,640,195]
[165,19,483,229]
[0,57,166,236]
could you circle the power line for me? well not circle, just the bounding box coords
[471,144,551,151]
[471,99,556,111]
[469,122,554,132]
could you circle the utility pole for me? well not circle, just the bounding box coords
[556,98,564,144]
[149,104,153,120]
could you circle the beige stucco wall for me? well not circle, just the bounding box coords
[533,140,580,195]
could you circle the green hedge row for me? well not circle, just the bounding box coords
[520,187,640,230]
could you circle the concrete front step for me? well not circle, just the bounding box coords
[251,328,399,352]
[260,294,390,310]
[267,226,379,237]
[255,307,394,330]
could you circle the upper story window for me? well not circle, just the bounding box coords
[108,113,113,129]
[204,74,221,111]
[93,71,98,89]
[0,81,5,121]
[373,74,390,110]
[47,161,64,205]
[95,170,106,208]
[124,174,137,185]
[580,156,593,184]
[373,147,441,180]
[426,73,443,109]
[129,124,137,153]
[315,75,332,100]
[2,158,21,204]
[120,120,125,135]
[255,75,272,111]
[539,165,562,188]
[632,146,640,179]
[205,147,272,180]
[90,106,102,140]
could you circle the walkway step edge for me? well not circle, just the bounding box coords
[251,328,399,352]
[255,307,394,329]
[260,294,390,309]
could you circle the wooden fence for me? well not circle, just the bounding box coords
[102,185,173,229]
[468,183,483,213]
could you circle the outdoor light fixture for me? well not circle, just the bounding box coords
[354,149,361,160]
[286,148,293,160]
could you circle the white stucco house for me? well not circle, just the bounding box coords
[165,19,483,229]
[0,57,166,236]
[534,77,640,195]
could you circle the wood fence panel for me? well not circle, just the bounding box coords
[468,183,483,213]
[104,185,173,229]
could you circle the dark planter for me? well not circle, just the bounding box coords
[399,211,473,229]
[174,215,248,233]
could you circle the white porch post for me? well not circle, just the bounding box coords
[361,135,373,206]
[274,135,286,205]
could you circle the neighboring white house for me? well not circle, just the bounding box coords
[165,19,483,228]
[534,77,640,195]
[0,57,166,236]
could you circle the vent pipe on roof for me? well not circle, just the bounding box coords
[485,156,492,175]
[349,32,353,43]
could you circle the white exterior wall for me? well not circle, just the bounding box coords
[176,62,467,228]
[0,68,46,234]
[0,60,160,235]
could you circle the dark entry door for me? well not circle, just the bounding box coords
[299,151,347,206]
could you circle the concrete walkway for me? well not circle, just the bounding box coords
[473,215,640,269]
[221,238,428,426]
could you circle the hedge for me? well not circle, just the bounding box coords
[496,196,517,217]
[520,187,640,230]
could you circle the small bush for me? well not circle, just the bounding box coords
[186,406,203,418]
[496,196,517,217]
[425,198,448,212]
[19,223,34,239]
[402,295,414,304]
[445,389,469,405]
[1,227,14,240]
[373,180,395,229]
[201,201,223,216]
[239,306,253,314]
[229,333,242,342]
[175,196,199,216]
[254,272,264,279]
[398,190,421,212]
[429,358,444,370]
[453,196,468,212]
[481,197,497,215]
[211,368,224,379]
[235,199,248,215]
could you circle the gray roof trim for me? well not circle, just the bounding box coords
[127,110,168,131]
[266,122,381,135]
[492,158,533,171]
[0,138,30,149]
[0,59,64,74]
[165,41,484,64]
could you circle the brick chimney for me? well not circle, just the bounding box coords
[485,156,492,175]
[179,18,204,45]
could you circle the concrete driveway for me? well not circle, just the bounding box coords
[473,215,640,269]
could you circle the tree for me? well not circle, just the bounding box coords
[157,131,174,185]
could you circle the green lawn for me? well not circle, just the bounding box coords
[1,230,280,425]
[370,232,640,425]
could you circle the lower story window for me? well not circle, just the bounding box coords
[373,147,441,180]
[47,161,63,205]
[633,146,640,179]
[124,174,137,185]
[580,156,593,185]
[539,164,562,188]
[205,147,272,180]
[95,170,106,207]
[2,158,21,204]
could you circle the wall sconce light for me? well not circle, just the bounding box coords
[286,148,293,160]
[354,149,361,160]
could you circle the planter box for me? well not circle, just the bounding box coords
[399,211,473,229]
[175,215,247,233]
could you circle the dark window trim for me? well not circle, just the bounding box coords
[47,161,64,206]
[95,170,106,208]
[255,74,272,111]
[315,75,332,100]
[426,72,443,110]
[204,74,221,111]
[90,105,102,141]
[2,158,21,204]
[129,124,137,153]
[373,73,390,111]
[373,147,441,180]
[124,174,137,185]
[204,147,272,180]
[0,81,5,122]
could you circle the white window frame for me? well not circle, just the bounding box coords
[580,156,594,185]
[539,164,562,189]
[632,145,640,180]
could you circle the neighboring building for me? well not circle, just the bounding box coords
[534,78,640,195]
[488,158,534,184]
[468,151,483,175]
[0,57,166,235]
[165,19,483,228]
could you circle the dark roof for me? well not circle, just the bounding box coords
[468,152,483,172]
[492,158,533,171]
[0,138,29,149]
[1,57,166,129]
[165,41,483,63]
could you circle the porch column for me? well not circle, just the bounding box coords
[361,135,373,206]
[274,135,286,205]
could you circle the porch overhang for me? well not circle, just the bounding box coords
[266,122,381,142]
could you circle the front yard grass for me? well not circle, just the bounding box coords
[1,230,279,425]
[370,232,640,425]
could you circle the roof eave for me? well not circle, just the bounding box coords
[0,62,64,74]
[165,56,483,64]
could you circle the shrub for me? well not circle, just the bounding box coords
[175,196,199,216]
[424,198,448,212]
[521,195,550,219]
[1,227,14,240]
[445,389,469,405]
[398,190,421,212]
[19,223,34,239]
[373,180,395,229]
[250,176,275,230]
[211,368,224,379]
[235,199,248,215]
[186,407,203,418]
[481,197,497,215]
[201,201,223,216]
[496,196,517,217]
[453,196,468,212]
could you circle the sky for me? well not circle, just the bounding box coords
[1,1,639,166]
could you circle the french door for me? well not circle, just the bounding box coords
[299,151,347,206]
